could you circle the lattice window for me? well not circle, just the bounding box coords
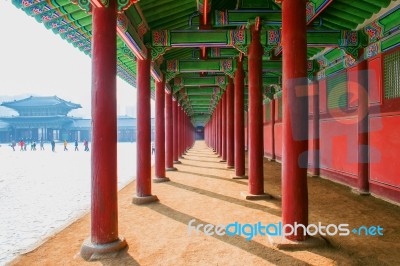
[384,49,400,99]
[327,71,348,109]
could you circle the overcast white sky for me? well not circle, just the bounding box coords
[0,0,150,118]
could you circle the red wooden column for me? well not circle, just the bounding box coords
[132,48,158,204]
[165,91,176,171]
[217,105,220,153]
[282,0,309,240]
[218,101,223,156]
[244,22,266,198]
[270,98,276,161]
[154,78,170,182]
[213,112,217,151]
[186,119,189,148]
[178,106,184,158]
[221,93,227,162]
[80,1,126,260]
[173,99,181,164]
[355,59,370,195]
[226,77,235,168]
[214,111,217,152]
[309,80,319,176]
[216,103,220,154]
[234,57,246,178]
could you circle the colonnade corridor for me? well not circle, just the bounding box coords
[10,141,400,265]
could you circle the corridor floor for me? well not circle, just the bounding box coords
[10,141,400,265]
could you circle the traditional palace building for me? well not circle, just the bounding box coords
[0,96,150,142]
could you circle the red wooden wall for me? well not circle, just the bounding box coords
[261,47,400,204]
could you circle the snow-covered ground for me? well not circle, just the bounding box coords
[0,142,145,265]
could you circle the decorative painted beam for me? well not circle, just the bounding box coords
[306,0,334,25]
[151,62,163,82]
[174,76,227,87]
[186,87,216,95]
[363,6,400,44]
[243,60,282,73]
[166,59,281,77]
[266,29,368,59]
[214,10,281,27]
[71,0,138,13]
[166,59,235,77]
[117,13,147,60]
[307,60,320,79]
[244,76,281,86]
[364,28,400,59]
[189,9,322,28]
[192,48,239,59]
[126,3,150,37]
[152,30,249,55]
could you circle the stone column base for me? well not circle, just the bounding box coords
[80,237,127,261]
[153,177,171,183]
[231,174,248,180]
[351,189,370,196]
[166,167,177,171]
[267,235,327,250]
[240,191,271,200]
[132,194,159,205]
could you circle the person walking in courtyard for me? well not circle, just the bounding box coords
[40,138,44,150]
[64,140,68,151]
[83,139,89,151]
[19,139,24,151]
[11,140,16,151]
[51,140,55,152]
[151,142,155,155]
[74,139,79,151]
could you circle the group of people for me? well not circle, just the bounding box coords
[10,139,89,152]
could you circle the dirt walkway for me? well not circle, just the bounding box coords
[10,141,400,265]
